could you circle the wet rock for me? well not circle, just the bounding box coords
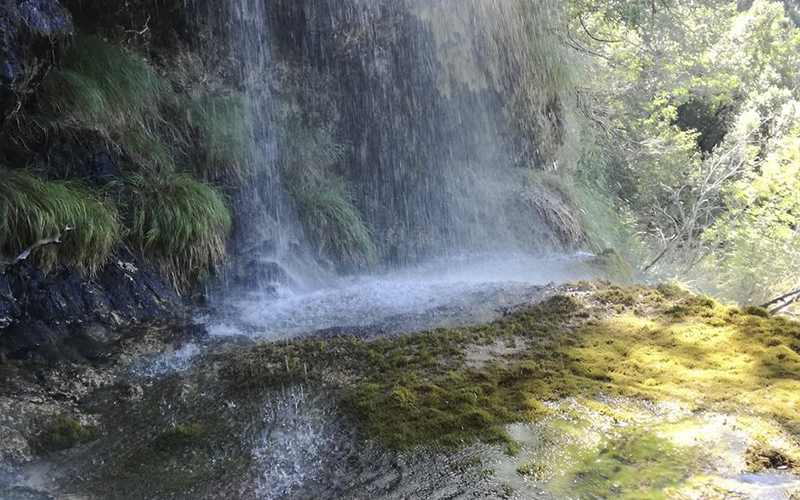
[0,486,58,500]
[31,130,124,186]
[0,424,32,464]
[226,257,290,291]
[0,248,180,361]
[0,0,73,119]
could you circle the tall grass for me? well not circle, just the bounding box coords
[40,35,171,137]
[280,120,376,269]
[0,168,122,273]
[124,170,232,288]
[288,179,377,270]
[38,35,252,182]
[181,93,253,182]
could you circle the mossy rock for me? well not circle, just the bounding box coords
[155,424,204,449]
[40,416,91,451]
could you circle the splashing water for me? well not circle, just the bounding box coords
[205,252,593,338]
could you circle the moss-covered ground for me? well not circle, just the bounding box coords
[222,283,799,456]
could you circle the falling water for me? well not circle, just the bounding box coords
[208,0,584,337]
[223,0,575,278]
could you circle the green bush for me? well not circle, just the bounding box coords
[0,168,123,273]
[125,170,232,287]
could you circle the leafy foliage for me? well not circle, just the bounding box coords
[0,168,122,273]
[570,0,800,304]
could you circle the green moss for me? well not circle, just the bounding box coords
[516,460,548,479]
[40,416,91,451]
[596,286,637,306]
[223,285,800,451]
[156,424,204,449]
[0,168,123,273]
[743,305,771,318]
[551,429,693,500]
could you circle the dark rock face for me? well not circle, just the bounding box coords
[0,0,73,119]
[0,248,180,362]
[31,130,125,185]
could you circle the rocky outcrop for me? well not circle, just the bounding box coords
[0,0,73,119]
[0,248,180,362]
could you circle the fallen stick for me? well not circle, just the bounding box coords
[11,226,73,265]
[760,287,800,309]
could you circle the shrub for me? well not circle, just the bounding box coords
[0,168,123,273]
[125,170,232,288]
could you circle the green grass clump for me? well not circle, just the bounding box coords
[40,416,91,451]
[125,170,231,287]
[280,119,376,270]
[40,35,174,167]
[0,168,122,273]
[182,93,252,181]
[288,179,377,270]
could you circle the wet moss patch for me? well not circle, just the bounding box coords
[222,284,800,451]
[156,424,204,449]
[40,416,91,451]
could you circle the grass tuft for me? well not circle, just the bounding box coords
[288,179,377,270]
[181,93,252,182]
[40,35,173,168]
[125,170,232,288]
[281,120,376,270]
[0,168,122,273]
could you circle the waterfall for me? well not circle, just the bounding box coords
[223,0,575,289]
[205,0,583,337]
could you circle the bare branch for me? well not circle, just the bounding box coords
[12,226,73,265]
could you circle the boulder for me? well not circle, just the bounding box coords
[0,0,73,119]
